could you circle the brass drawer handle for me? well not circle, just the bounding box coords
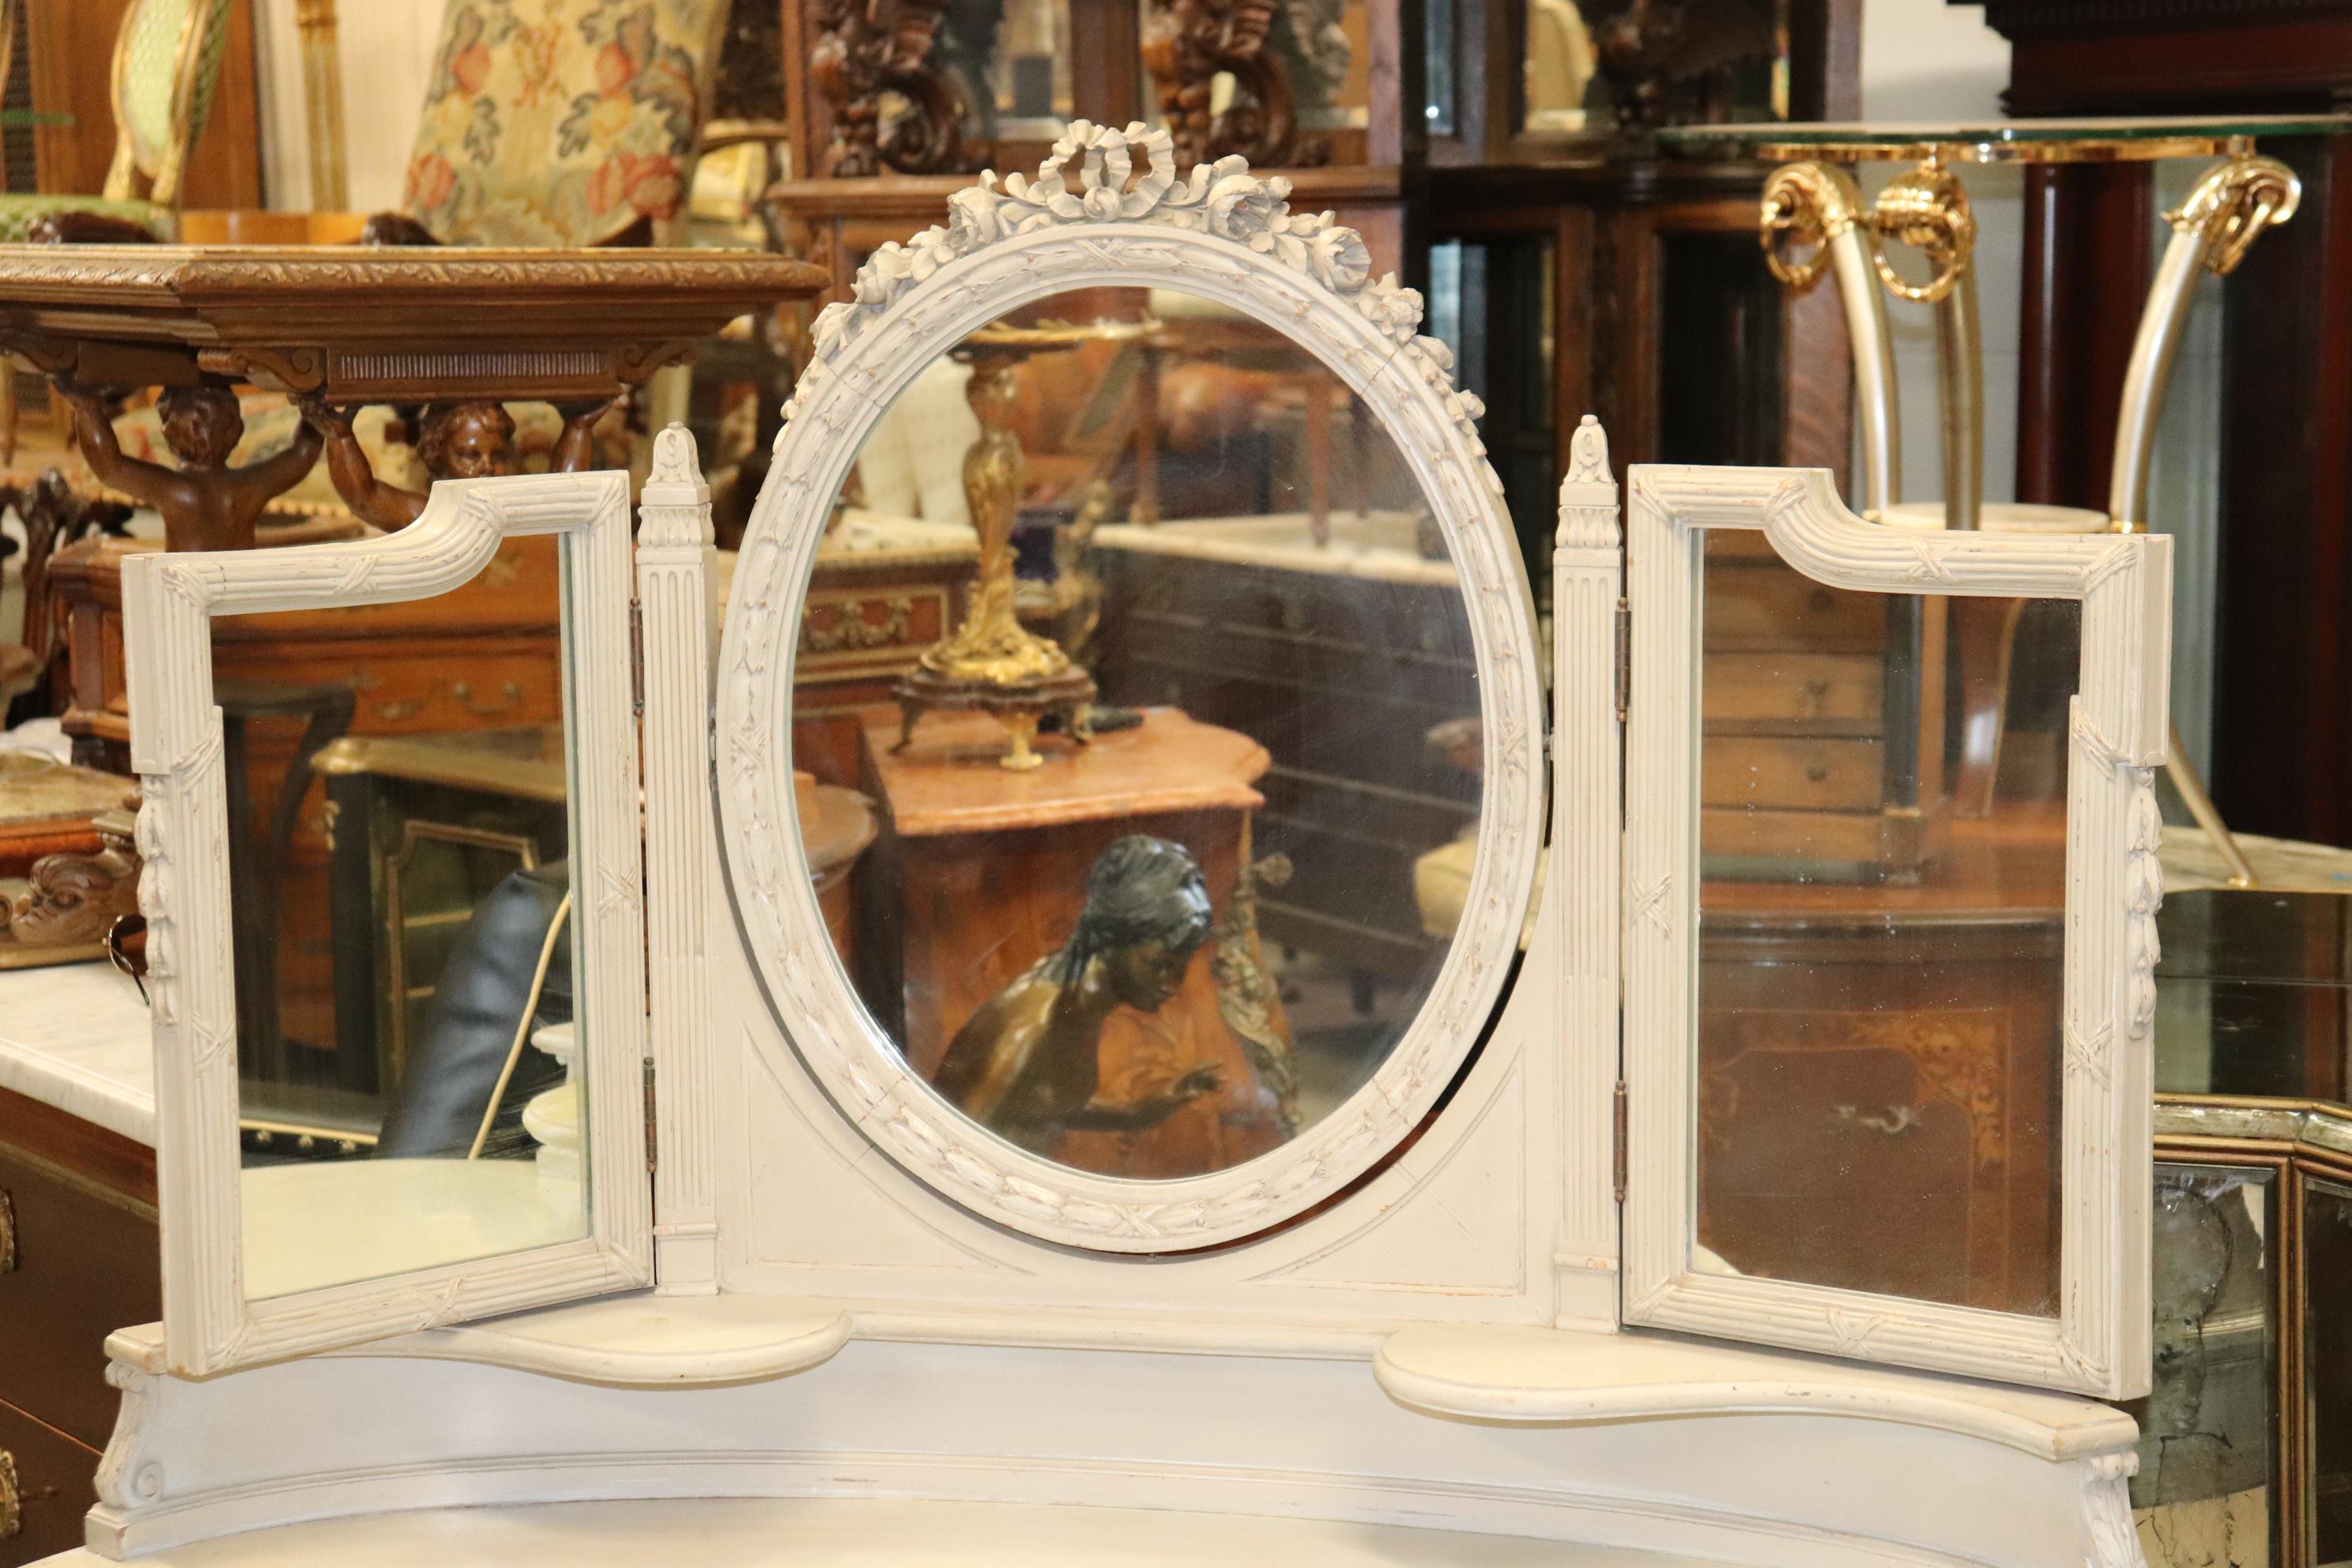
[1,1449,19,1540]
[0,1188,14,1274]
[452,680,523,717]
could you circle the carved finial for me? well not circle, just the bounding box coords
[650,423,703,488]
[639,422,711,546]
[1555,413,1619,552]
[1567,413,1610,484]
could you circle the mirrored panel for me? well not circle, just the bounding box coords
[1692,531,2078,1317]
[1521,0,1788,135]
[788,285,1480,1180]
[2125,1162,2278,1568]
[1138,0,1372,154]
[2309,1176,2352,1565]
[213,536,590,1298]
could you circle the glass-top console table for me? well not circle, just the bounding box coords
[1662,115,2350,890]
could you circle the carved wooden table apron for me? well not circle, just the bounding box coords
[0,244,827,542]
[0,244,826,407]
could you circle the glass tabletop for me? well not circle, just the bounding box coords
[1660,115,2352,164]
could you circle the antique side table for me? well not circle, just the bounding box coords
[0,245,827,551]
[1664,115,2345,888]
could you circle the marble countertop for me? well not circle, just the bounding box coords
[0,958,156,1144]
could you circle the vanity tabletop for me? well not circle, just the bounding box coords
[31,1496,1719,1567]
[0,957,154,1144]
[861,705,1269,837]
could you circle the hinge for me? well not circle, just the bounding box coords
[1611,1079,1629,1204]
[1613,597,1631,723]
[643,1058,658,1175]
[628,599,646,718]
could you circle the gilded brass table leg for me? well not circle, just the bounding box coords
[2109,153,2300,533]
[1871,157,1979,530]
[2168,722,2256,889]
[1762,162,1902,516]
[1934,266,1983,533]
[2106,153,2299,889]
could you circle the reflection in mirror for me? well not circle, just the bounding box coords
[2310,1177,2352,1562]
[217,537,588,1298]
[1521,0,1789,136]
[790,285,1480,1181]
[1137,0,1370,163]
[2122,1163,2275,1563]
[1691,531,2079,1317]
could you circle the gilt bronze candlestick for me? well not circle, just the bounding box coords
[893,318,1152,770]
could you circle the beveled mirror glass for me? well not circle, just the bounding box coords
[211,545,590,1300]
[786,285,1479,1181]
[1690,531,2079,1318]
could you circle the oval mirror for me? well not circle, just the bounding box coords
[719,123,1540,1250]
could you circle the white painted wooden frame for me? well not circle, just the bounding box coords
[122,472,653,1378]
[1619,464,2171,1399]
[715,119,1544,1253]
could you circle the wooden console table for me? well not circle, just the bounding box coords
[0,245,826,551]
[0,245,823,407]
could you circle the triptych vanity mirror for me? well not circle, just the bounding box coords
[120,121,2169,1400]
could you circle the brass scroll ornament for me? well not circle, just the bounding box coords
[1758,157,1976,305]
[2168,154,2301,277]
[1758,161,1864,296]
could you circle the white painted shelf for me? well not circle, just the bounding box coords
[109,1293,852,1389]
[1374,1325,2138,1461]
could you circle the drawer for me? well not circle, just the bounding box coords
[0,1092,159,1449]
[1702,653,1883,733]
[1704,562,1886,652]
[0,1396,100,1567]
[1702,737,1885,812]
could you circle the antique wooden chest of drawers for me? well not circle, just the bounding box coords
[0,1083,157,1566]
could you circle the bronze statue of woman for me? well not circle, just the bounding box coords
[933,835,1223,1154]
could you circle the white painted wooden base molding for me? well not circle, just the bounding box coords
[72,1328,2141,1567]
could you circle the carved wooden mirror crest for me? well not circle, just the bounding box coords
[717,120,1544,1253]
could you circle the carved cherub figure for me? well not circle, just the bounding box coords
[61,382,324,553]
[932,835,1223,1154]
[296,396,611,530]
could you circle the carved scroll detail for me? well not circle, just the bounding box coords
[1141,0,1324,169]
[808,0,977,176]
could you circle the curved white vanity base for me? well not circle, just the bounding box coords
[75,1325,2141,1568]
[47,1497,1726,1567]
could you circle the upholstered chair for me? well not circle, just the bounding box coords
[0,0,234,242]
[372,0,734,249]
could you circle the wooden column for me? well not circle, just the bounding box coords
[2014,163,2153,511]
[2214,134,2352,843]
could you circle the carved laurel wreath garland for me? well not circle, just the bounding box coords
[722,120,1540,1249]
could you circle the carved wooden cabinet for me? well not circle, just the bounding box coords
[1,122,2183,1568]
